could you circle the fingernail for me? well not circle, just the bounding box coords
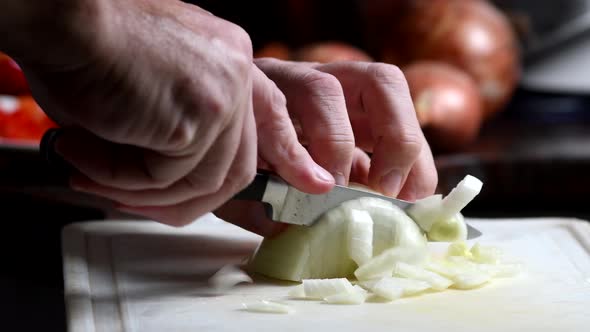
[380,170,403,197]
[333,173,347,186]
[313,164,334,183]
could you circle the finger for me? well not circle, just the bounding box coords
[349,147,371,186]
[252,65,334,194]
[315,62,423,196]
[54,127,214,191]
[255,58,355,186]
[70,89,252,208]
[397,137,438,201]
[115,90,258,226]
[214,200,289,238]
[63,107,242,205]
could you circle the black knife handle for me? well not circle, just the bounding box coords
[232,172,270,201]
[40,128,74,176]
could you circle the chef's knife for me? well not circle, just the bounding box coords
[40,129,481,239]
[234,172,482,239]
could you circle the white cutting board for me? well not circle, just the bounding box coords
[62,215,590,332]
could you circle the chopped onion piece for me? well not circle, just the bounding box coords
[428,213,467,242]
[208,265,252,291]
[346,209,374,266]
[354,247,427,281]
[358,197,428,256]
[425,260,463,278]
[407,194,443,231]
[302,278,354,299]
[324,285,368,305]
[362,279,402,301]
[470,243,503,264]
[439,175,483,220]
[362,277,431,301]
[394,262,453,291]
[242,300,293,314]
[447,242,473,258]
[287,284,306,299]
[408,175,482,243]
[451,271,491,289]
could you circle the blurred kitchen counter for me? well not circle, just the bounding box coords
[437,88,590,219]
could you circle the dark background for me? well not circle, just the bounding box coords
[4,0,590,330]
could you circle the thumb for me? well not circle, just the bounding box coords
[252,65,334,194]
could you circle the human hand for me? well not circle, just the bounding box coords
[216,59,438,237]
[2,0,337,227]
[254,59,438,201]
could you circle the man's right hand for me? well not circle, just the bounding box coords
[1,0,334,226]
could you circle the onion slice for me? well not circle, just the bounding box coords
[470,243,503,264]
[394,262,453,291]
[346,209,374,267]
[354,247,427,281]
[451,272,491,290]
[302,278,355,299]
[362,277,431,301]
[447,242,473,259]
[439,175,483,220]
[241,300,293,314]
[287,284,306,299]
[407,194,442,231]
[324,285,368,305]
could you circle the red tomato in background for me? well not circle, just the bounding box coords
[0,52,30,96]
[0,95,56,142]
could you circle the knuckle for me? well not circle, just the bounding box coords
[392,129,423,159]
[367,63,407,88]
[207,173,227,194]
[227,166,256,194]
[301,71,344,97]
[166,119,198,152]
[184,169,225,195]
[226,22,253,57]
[269,83,287,110]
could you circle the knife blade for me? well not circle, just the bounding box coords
[234,172,482,240]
